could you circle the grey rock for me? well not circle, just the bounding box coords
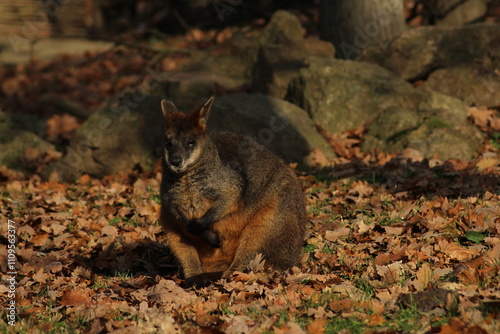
[418,90,471,125]
[362,107,421,153]
[286,57,425,134]
[261,10,304,45]
[0,132,55,170]
[363,92,484,160]
[43,95,164,181]
[284,54,483,160]
[208,93,336,163]
[252,39,335,99]
[417,92,485,160]
[419,66,500,107]
[424,0,488,26]
[0,111,54,170]
[358,23,500,80]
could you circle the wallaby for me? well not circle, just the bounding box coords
[159,96,307,286]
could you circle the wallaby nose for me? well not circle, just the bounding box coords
[169,156,183,167]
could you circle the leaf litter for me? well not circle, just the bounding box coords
[0,42,499,334]
[1,127,498,333]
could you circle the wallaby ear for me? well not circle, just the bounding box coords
[161,99,177,117]
[197,96,214,127]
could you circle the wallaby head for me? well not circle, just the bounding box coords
[161,97,214,173]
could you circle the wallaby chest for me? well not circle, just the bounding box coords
[164,169,217,221]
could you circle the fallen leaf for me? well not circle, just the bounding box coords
[307,318,328,334]
[46,113,80,142]
[31,233,50,247]
[78,174,91,185]
[476,157,498,171]
[45,261,63,273]
[377,262,405,284]
[61,289,93,307]
[147,279,196,306]
[325,227,350,241]
[415,262,432,290]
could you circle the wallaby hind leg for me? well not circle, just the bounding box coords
[165,229,203,278]
[264,203,305,269]
[221,203,279,277]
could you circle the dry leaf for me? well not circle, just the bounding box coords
[307,318,327,334]
[61,289,93,307]
[325,227,350,241]
[377,262,405,283]
[148,279,196,306]
[247,253,266,273]
[45,261,63,273]
[78,174,91,185]
[348,181,373,197]
[436,241,478,261]
[31,233,50,247]
[467,106,496,128]
[415,262,432,289]
[476,157,498,171]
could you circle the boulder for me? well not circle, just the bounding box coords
[363,92,484,160]
[208,93,336,163]
[286,57,425,134]
[361,107,421,153]
[358,23,500,80]
[0,111,54,170]
[261,10,304,44]
[43,95,164,181]
[251,9,335,99]
[419,66,500,107]
[284,55,483,160]
[252,39,335,99]
[423,0,488,26]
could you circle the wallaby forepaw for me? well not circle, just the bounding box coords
[202,229,221,248]
[187,222,221,248]
[187,220,204,234]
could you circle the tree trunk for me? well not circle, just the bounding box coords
[422,0,488,26]
[320,0,406,59]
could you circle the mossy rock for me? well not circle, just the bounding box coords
[363,107,421,153]
[0,111,54,170]
[286,57,425,134]
[261,10,304,45]
[43,95,164,181]
[363,92,484,160]
[359,23,500,80]
[419,66,500,107]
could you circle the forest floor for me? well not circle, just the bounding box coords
[0,24,500,334]
[0,118,499,334]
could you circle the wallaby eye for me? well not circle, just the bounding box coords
[188,139,196,148]
[164,138,173,149]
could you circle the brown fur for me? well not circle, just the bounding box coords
[159,97,307,284]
